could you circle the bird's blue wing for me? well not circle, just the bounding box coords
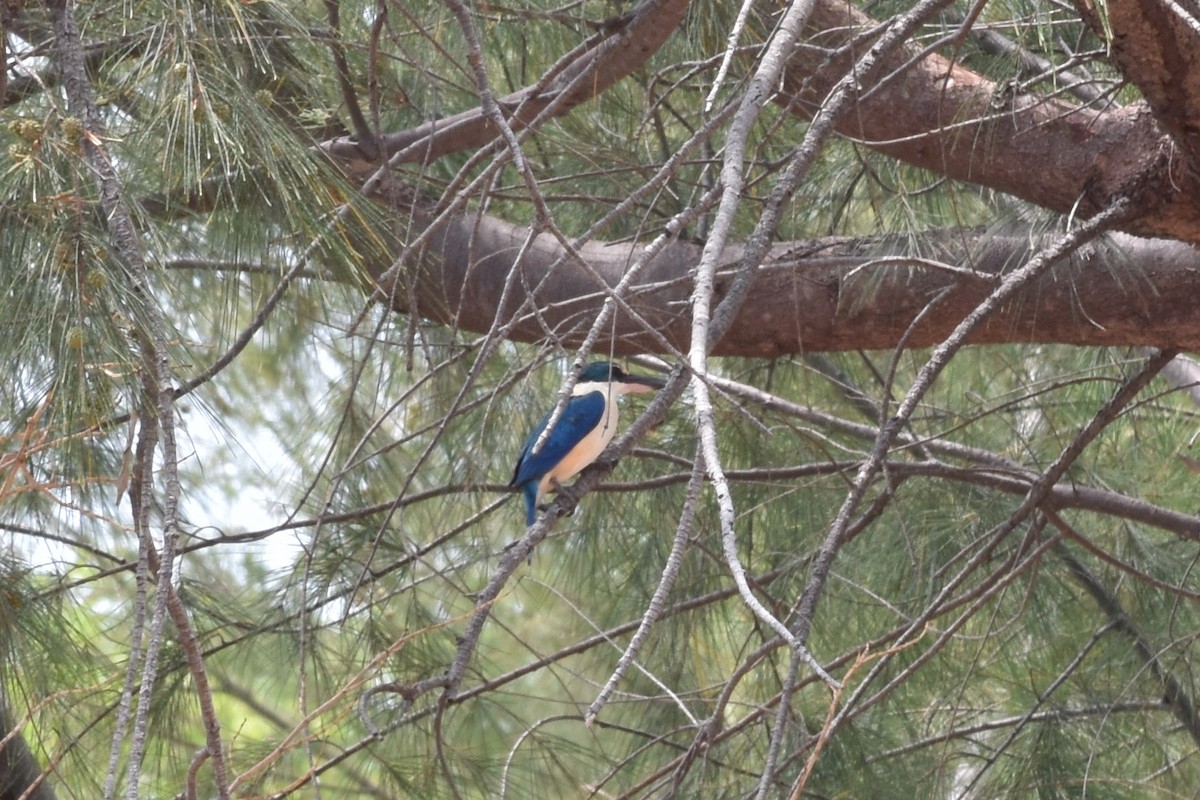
[510,391,606,489]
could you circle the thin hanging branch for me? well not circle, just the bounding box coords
[690,0,964,717]
[688,0,838,691]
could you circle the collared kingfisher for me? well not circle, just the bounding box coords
[510,361,666,525]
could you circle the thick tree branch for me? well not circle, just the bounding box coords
[134,0,1200,363]
[1076,0,1200,169]
[779,0,1200,243]
[376,202,1200,356]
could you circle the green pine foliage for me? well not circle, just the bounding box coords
[0,0,1197,798]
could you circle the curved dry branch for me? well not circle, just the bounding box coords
[320,0,692,172]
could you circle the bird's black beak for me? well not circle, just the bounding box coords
[623,372,667,393]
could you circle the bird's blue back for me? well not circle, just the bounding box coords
[511,390,606,492]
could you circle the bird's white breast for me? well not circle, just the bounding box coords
[537,382,618,495]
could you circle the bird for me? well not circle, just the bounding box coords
[510,361,666,526]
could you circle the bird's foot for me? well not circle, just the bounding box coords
[593,455,618,472]
[549,478,581,516]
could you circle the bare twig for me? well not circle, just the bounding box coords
[704,0,756,113]
[825,348,1179,749]
[1049,518,1200,747]
[323,0,377,158]
[585,452,705,725]
[787,635,926,799]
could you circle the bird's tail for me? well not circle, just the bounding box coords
[523,483,540,526]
